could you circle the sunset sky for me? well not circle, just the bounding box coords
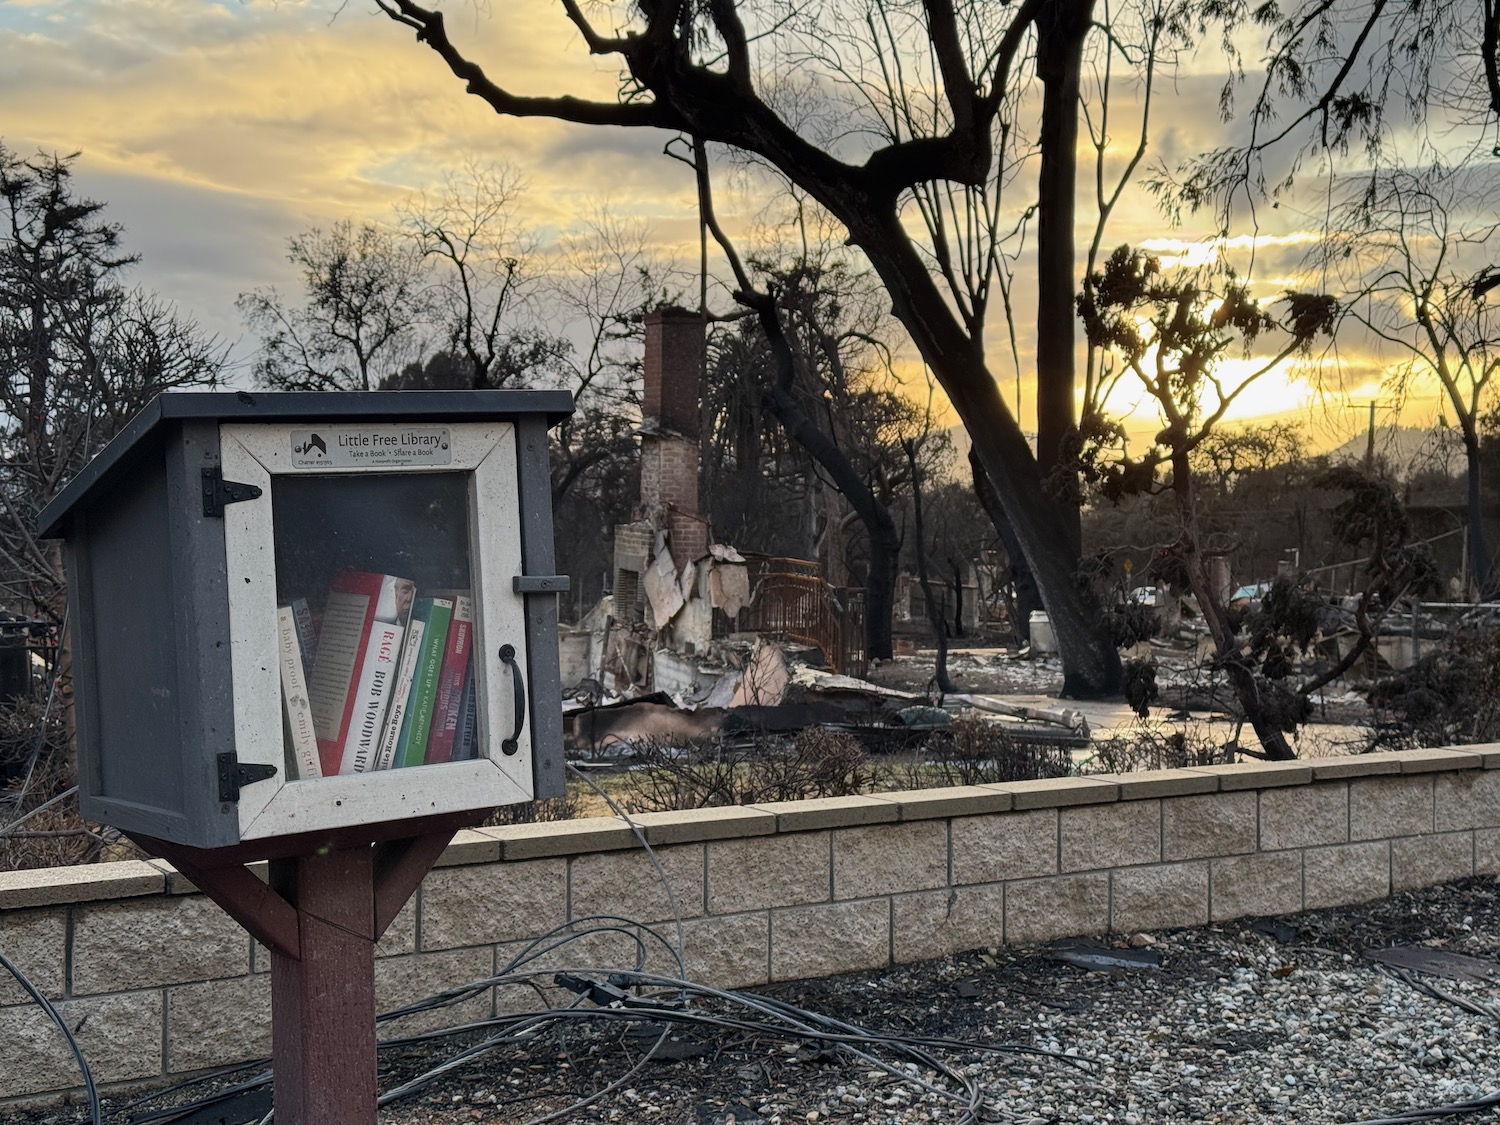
[0,0,1473,455]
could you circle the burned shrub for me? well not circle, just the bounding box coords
[623,728,874,812]
[487,791,583,826]
[1087,728,1226,774]
[624,736,748,811]
[1122,659,1160,719]
[923,712,1074,786]
[1254,578,1323,650]
[787,727,873,797]
[1368,626,1500,748]
[0,697,102,872]
[1109,603,1161,649]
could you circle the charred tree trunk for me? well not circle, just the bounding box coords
[762,385,899,660]
[1171,451,1297,760]
[852,215,1121,694]
[970,448,1044,642]
[950,562,966,638]
[690,138,901,663]
[1461,424,1492,596]
[858,222,1121,693]
[381,0,1125,696]
[907,441,955,694]
[759,348,900,662]
[1033,0,1095,560]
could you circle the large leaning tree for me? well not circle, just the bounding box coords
[371,0,1495,695]
[372,0,1133,697]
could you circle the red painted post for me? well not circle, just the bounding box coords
[269,846,379,1125]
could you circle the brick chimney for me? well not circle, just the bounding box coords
[639,307,708,563]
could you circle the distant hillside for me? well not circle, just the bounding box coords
[944,419,1462,481]
[1327,425,1463,476]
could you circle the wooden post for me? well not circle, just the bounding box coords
[270,846,379,1125]
[130,820,471,1125]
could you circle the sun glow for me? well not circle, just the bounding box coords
[1136,232,1323,270]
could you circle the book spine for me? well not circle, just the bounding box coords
[394,599,454,769]
[451,658,478,761]
[424,594,474,765]
[373,617,425,771]
[339,622,404,775]
[309,590,376,777]
[310,570,414,776]
[290,597,318,668]
[277,606,321,781]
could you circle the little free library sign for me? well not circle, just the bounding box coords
[290,426,453,468]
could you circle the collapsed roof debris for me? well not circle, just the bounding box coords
[946,693,1089,735]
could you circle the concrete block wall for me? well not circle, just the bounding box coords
[3,745,1500,1106]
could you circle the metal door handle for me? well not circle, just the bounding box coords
[498,644,525,756]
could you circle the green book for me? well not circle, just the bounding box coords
[393,597,454,769]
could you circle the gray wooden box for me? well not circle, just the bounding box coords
[38,390,572,850]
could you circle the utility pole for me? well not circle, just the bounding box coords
[1346,400,1397,470]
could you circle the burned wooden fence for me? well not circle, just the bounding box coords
[716,557,867,678]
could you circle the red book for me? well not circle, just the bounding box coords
[305,570,415,776]
[424,593,474,764]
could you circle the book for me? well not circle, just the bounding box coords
[372,614,426,771]
[288,596,318,668]
[277,604,321,781]
[392,597,454,769]
[339,618,405,774]
[306,570,415,776]
[451,658,479,761]
[424,593,474,764]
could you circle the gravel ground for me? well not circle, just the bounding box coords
[13,877,1500,1125]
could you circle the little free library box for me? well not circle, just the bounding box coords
[38,390,574,852]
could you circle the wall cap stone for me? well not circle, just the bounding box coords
[988,777,1118,809]
[750,795,900,832]
[1109,769,1220,800]
[430,828,502,867]
[627,806,777,844]
[1308,753,1405,780]
[0,862,164,910]
[1449,744,1500,768]
[876,786,1013,820]
[1398,748,1484,773]
[1187,762,1312,790]
[483,817,639,859]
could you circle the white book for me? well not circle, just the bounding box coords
[307,589,369,743]
[277,605,321,781]
[339,621,405,775]
[373,617,426,772]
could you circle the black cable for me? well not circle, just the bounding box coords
[0,946,100,1125]
[120,762,1090,1125]
[1346,1090,1500,1125]
[140,914,1085,1125]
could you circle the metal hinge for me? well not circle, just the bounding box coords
[202,466,263,517]
[217,753,277,802]
[513,575,571,594]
